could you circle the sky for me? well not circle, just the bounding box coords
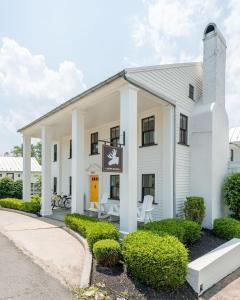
[0,0,239,154]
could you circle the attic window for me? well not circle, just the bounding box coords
[205,24,215,35]
[189,84,194,100]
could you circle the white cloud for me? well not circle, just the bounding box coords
[132,0,221,63]
[224,0,240,126]
[0,38,86,102]
[0,38,86,153]
[131,0,240,127]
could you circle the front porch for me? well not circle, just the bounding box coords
[20,79,175,234]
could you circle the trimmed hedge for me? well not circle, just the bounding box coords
[140,218,201,244]
[213,217,240,240]
[0,197,41,214]
[223,173,240,219]
[122,231,188,289]
[0,177,23,199]
[93,239,121,267]
[64,214,119,250]
[184,197,206,226]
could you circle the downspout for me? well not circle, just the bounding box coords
[123,74,177,218]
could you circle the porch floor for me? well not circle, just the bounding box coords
[48,208,121,229]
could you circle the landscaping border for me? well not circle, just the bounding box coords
[0,206,39,218]
[64,227,92,288]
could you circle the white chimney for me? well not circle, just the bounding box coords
[190,23,229,228]
[202,23,226,105]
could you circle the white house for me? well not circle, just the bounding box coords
[18,23,229,233]
[0,156,41,194]
[229,127,240,173]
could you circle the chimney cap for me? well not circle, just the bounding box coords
[203,23,226,47]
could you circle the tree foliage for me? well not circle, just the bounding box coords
[10,142,42,164]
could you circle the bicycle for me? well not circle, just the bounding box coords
[51,193,61,209]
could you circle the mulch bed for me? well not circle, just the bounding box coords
[90,230,226,300]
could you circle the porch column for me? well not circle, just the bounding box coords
[162,104,175,218]
[22,135,31,201]
[71,109,85,214]
[119,85,138,234]
[40,126,52,216]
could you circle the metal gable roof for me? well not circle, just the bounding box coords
[229,127,240,143]
[0,157,41,172]
[18,62,201,133]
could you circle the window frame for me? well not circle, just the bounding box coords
[69,176,72,195]
[189,84,194,100]
[6,173,14,180]
[53,144,57,162]
[90,132,99,155]
[69,139,72,159]
[141,116,155,147]
[53,177,57,194]
[110,175,120,200]
[110,126,120,147]
[231,149,234,162]
[179,114,188,146]
[141,174,155,203]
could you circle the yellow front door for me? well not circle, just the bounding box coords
[90,175,99,203]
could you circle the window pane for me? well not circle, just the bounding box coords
[142,119,149,132]
[149,131,154,144]
[148,117,154,130]
[116,127,120,138]
[144,132,150,145]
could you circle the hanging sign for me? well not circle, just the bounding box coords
[102,144,123,173]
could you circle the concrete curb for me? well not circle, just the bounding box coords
[0,207,40,218]
[64,227,92,288]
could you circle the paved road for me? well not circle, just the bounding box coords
[0,210,85,287]
[0,232,74,300]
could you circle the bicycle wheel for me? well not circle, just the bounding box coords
[64,197,71,209]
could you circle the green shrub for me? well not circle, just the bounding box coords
[184,197,206,226]
[213,217,240,240]
[64,214,119,250]
[140,218,200,244]
[93,239,121,267]
[223,173,240,219]
[0,197,41,214]
[122,231,188,289]
[12,180,23,199]
[0,177,14,198]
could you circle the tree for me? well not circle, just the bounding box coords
[10,142,42,165]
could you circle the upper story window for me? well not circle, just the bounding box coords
[189,84,194,100]
[69,139,72,159]
[231,149,234,162]
[142,174,155,202]
[142,116,155,146]
[110,126,120,147]
[91,132,99,155]
[53,177,57,193]
[179,114,188,146]
[53,144,57,162]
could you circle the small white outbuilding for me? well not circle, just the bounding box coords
[0,156,41,194]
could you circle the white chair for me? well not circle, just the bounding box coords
[137,195,154,223]
[98,192,109,218]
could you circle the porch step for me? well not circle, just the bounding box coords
[187,238,240,295]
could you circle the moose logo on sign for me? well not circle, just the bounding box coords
[102,145,123,173]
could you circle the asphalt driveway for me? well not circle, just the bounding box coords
[0,232,74,300]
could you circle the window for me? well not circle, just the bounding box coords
[179,114,188,145]
[91,132,99,155]
[231,149,234,162]
[110,126,120,147]
[142,174,155,202]
[53,144,57,162]
[142,116,155,146]
[69,139,72,159]
[18,174,21,178]
[110,175,120,200]
[189,84,194,100]
[53,177,57,193]
[0,174,2,177]
[7,173,14,180]
[69,176,72,195]
[31,183,37,195]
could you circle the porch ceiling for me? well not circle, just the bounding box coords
[21,84,167,140]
